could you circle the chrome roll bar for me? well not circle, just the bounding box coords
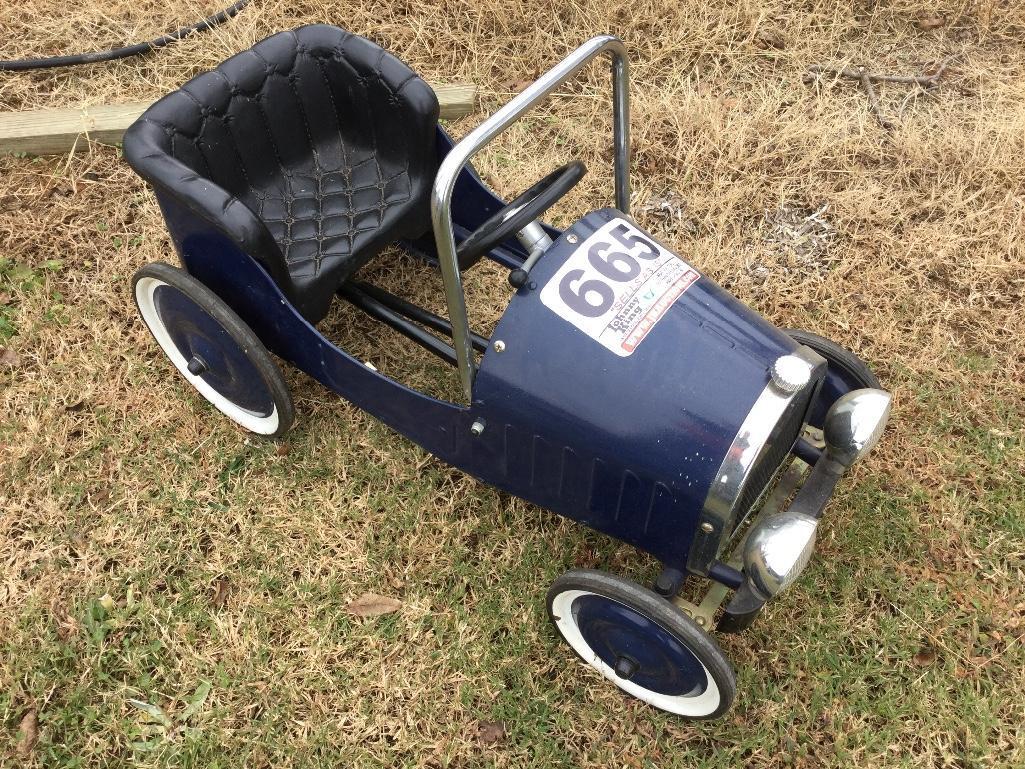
[430,35,631,402]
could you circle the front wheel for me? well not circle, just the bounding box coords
[133,262,294,438]
[786,329,880,429]
[546,569,736,719]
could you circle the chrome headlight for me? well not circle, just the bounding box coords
[823,388,892,468]
[743,512,818,599]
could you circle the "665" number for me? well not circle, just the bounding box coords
[558,222,662,317]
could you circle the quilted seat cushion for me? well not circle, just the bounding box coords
[124,25,440,323]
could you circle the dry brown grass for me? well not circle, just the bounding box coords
[2,1,1024,767]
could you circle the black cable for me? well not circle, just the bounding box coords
[0,0,252,72]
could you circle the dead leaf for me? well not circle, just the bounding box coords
[1,348,21,368]
[476,720,507,744]
[275,441,291,456]
[90,487,110,506]
[210,577,232,609]
[501,79,533,93]
[754,28,785,50]
[346,592,402,617]
[918,16,945,31]
[17,708,38,757]
[51,601,80,639]
[912,646,937,667]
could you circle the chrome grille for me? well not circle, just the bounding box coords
[729,383,814,534]
[687,345,827,577]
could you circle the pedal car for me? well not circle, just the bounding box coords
[123,26,891,718]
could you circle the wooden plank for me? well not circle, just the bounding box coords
[0,103,143,155]
[435,83,477,120]
[0,82,476,156]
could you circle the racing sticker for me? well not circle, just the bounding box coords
[539,217,699,356]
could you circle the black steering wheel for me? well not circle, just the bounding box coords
[456,160,587,270]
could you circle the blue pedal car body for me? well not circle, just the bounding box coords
[126,26,891,718]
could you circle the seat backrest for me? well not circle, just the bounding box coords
[124,25,440,301]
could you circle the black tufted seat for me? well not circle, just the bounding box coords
[124,25,440,323]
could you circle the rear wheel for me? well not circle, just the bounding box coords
[132,262,294,438]
[546,569,736,718]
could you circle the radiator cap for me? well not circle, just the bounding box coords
[770,354,813,394]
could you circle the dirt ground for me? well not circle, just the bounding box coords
[2,1,1024,767]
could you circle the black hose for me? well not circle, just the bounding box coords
[0,0,252,72]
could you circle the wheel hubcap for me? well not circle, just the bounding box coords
[571,593,708,697]
[187,355,208,376]
[152,284,274,416]
[613,655,639,680]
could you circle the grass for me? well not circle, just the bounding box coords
[2,1,1024,766]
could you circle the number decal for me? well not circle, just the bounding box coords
[540,217,701,357]
[609,223,660,259]
[587,242,640,282]
[558,269,615,317]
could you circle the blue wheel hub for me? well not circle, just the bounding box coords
[154,284,274,416]
[571,594,707,697]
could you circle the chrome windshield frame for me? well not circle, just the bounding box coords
[430,35,631,402]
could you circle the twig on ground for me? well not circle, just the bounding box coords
[804,56,954,129]
[807,57,953,88]
[897,87,922,118]
[858,68,892,130]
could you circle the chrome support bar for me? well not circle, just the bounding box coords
[431,35,631,402]
[675,459,808,628]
